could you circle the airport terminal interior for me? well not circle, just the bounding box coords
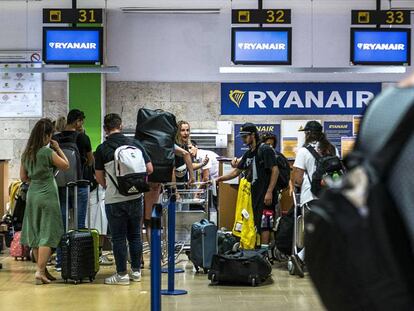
[1,0,414,310]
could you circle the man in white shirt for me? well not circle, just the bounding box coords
[188,140,219,181]
[292,121,337,277]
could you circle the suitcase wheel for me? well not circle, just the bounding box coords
[251,277,257,287]
[287,259,295,275]
[89,277,94,282]
[203,268,208,274]
[74,280,79,285]
[210,273,218,285]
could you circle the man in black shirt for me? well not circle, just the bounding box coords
[216,123,279,246]
[95,113,153,285]
[54,109,94,271]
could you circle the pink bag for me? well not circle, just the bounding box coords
[10,231,30,260]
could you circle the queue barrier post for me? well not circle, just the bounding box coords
[151,204,163,311]
[161,193,187,296]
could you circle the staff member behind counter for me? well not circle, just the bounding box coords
[215,123,280,247]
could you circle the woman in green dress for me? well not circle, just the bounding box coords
[20,118,69,285]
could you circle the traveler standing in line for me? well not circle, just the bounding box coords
[53,109,94,271]
[95,113,153,285]
[54,116,66,132]
[216,123,280,246]
[292,121,337,277]
[174,120,193,184]
[20,118,69,285]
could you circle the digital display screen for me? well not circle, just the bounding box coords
[232,28,292,65]
[351,28,410,65]
[43,27,103,64]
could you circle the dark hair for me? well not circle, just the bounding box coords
[304,131,335,156]
[260,132,277,148]
[22,118,54,165]
[104,113,122,131]
[67,109,85,125]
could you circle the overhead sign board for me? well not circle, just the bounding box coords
[232,9,291,24]
[351,28,411,65]
[43,8,103,24]
[351,10,410,25]
[43,27,103,64]
[232,28,292,65]
[221,83,382,115]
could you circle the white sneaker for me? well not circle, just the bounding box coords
[129,270,142,282]
[104,273,130,285]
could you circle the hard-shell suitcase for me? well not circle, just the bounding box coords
[61,181,99,284]
[208,249,272,287]
[190,219,217,272]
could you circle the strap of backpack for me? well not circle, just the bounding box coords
[370,101,414,178]
[305,145,321,162]
[105,169,121,192]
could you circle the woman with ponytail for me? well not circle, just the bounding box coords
[20,118,69,285]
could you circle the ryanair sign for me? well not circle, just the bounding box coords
[221,83,382,115]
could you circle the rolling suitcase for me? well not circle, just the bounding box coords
[208,249,272,287]
[190,219,217,273]
[61,180,99,284]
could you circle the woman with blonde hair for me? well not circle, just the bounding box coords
[20,118,69,285]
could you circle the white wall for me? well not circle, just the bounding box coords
[0,0,412,83]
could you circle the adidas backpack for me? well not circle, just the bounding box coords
[107,145,150,196]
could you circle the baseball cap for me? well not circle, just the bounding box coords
[299,121,322,133]
[239,122,258,136]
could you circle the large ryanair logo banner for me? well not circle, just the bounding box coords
[221,83,382,115]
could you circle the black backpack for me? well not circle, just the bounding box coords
[305,145,343,196]
[53,132,82,187]
[305,104,414,310]
[257,144,291,191]
[274,207,294,255]
[135,109,177,183]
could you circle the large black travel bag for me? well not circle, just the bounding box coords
[305,103,414,310]
[208,250,272,287]
[135,108,177,183]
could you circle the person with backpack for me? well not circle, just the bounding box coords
[216,123,280,247]
[95,113,153,285]
[292,121,338,277]
[53,109,94,272]
[20,119,69,284]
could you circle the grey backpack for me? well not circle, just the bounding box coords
[54,132,82,187]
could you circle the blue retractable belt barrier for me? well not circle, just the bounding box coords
[151,204,163,311]
[161,193,187,296]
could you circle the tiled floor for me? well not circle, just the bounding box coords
[0,253,325,310]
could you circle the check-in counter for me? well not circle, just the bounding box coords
[217,159,294,230]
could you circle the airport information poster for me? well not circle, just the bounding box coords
[281,120,321,159]
[324,121,353,157]
[234,123,281,158]
[0,63,42,117]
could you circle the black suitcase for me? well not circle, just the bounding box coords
[208,250,272,287]
[135,108,177,183]
[60,181,97,284]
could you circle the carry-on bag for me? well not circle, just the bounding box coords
[10,231,30,260]
[190,219,217,273]
[135,108,177,183]
[208,249,272,287]
[217,231,239,255]
[60,180,99,284]
[305,102,414,310]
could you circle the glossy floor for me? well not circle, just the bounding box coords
[0,254,325,311]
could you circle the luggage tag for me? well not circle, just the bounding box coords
[242,209,250,219]
[235,222,243,232]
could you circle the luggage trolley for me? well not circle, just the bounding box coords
[160,182,210,265]
[287,189,306,276]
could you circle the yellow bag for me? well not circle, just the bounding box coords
[232,178,257,250]
[8,180,22,215]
